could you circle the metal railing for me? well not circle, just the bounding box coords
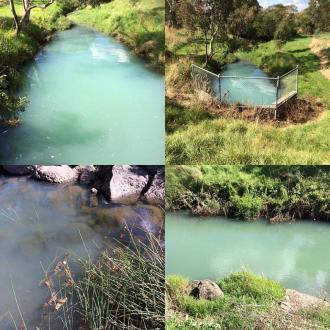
[191,64,299,118]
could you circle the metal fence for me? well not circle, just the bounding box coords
[191,64,298,117]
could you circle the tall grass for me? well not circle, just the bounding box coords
[42,230,165,330]
[75,234,165,329]
[166,165,330,222]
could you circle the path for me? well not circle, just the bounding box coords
[310,36,330,80]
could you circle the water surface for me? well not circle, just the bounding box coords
[0,175,163,329]
[218,60,277,106]
[166,212,330,298]
[0,26,164,164]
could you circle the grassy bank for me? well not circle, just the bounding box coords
[69,0,164,71]
[166,271,330,329]
[0,1,71,122]
[165,30,330,164]
[166,165,330,222]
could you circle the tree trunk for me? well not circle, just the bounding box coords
[9,0,20,35]
[22,0,31,26]
[204,33,208,64]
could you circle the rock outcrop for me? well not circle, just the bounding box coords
[144,168,165,204]
[34,166,79,184]
[110,165,148,201]
[281,289,330,313]
[186,280,224,300]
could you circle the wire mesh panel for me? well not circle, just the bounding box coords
[278,67,298,103]
[191,65,220,99]
[191,64,298,109]
[220,76,277,107]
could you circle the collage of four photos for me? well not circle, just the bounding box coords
[0,0,330,329]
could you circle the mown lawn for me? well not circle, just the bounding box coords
[69,0,164,71]
[166,35,330,165]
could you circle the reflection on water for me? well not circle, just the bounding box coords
[0,175,163,329]
[166,212,330,298]
[0,26,164,164]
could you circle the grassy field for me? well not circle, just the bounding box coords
[166,270,330,329]
[69,0,164,71]
[166,31,330,165]
[166,165,330,222]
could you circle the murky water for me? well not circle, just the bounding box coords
[166,212,330,298]
[218,60,277,106]
[0,26,164,164]
[0,174,163,329]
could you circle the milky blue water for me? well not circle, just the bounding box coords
[166,212,330,298]
[217,60,277,106]
[0,175,163,329]
[0,26,164,164]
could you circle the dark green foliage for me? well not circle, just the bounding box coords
[166,166,330,221]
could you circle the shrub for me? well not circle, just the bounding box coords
[218,271,285,305]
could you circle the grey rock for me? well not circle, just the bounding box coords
[2,165,36,175]
[144,168,165,204]
[34,166,79,183]
[186,280,224,300]
[281,289,330,313]
[110,165,148,201]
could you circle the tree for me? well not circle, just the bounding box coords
[307,0,330,33]
[9,0,54,36]
[179,0,234,64]
[274,16,297,49]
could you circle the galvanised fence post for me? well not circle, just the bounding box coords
[275,76,280,119]
[296,65,299,94]
[218,74,221,102]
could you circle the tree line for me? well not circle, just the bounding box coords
[166,0,330,62]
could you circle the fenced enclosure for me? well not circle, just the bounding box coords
[191,64,298,117]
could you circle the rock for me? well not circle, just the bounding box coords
[2,165,36,175]
[137,40,158,59]
[110,165,148,201]
[186,280,224,300]
[75,165,98,185]
[144,168,165,204]
[34,166,78,184]
[281,289,330,313]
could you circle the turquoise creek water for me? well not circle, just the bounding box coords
[0,26,164,164]
[217,60,277,106]
[0,175,163,329]
[166,213,330,298]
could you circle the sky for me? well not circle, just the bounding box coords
[259,0,309,11]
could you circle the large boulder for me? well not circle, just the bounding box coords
[144,168,165,204]
[281,289,330,313]
[186,280,224,300]
[34,166,79,184]
[110,165,148,201]
[2,165,36,175]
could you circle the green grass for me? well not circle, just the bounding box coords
[166,271,286,329]
[69,0,164,71]
[166,34,330,165]
[166,165,330,221]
